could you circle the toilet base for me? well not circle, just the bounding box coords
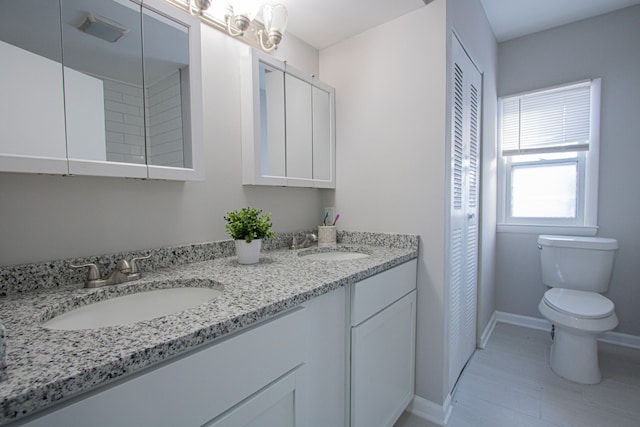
[550,327,601,384]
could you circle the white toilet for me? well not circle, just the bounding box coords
[537,235,619,384]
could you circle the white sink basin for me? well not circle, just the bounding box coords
[42,287,222,330]
[301,251,369,261]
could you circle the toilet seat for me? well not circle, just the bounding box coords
[543,288,614,319]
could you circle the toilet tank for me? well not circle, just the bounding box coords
[538,235,618,292]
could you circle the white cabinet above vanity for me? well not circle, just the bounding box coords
[241,48,336,188]
[0,0,203,181]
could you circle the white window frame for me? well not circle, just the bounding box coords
[497,79,601,235]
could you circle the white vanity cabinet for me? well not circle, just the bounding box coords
[14,259,416,427]
[241,48,336,188]
[349,260,417,427]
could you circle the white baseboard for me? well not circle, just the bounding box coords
[496,310,640,350]
[478,311,497,349]
[495,311,550,331]
[406,394,452,426]
[599,330,640,350]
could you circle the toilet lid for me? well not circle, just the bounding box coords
[543,288,615,319]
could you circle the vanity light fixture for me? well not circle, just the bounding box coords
[185,0,288,52]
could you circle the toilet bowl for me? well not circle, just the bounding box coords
[537,235,618,384]
[538,288,618,384]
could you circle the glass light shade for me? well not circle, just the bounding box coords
[232,0,260,21]
[263,4,288,35]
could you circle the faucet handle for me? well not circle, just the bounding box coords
[70,263,107,287]
[70,263,101,280]
[129,254,151,274]
[115,259,131,273]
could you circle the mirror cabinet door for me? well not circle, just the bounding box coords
[61,0,147,177]
[284,73,313,181]
[259,62,286,178]
[142,7,190,169]
[312,85,332,183]
[0,0,68,174]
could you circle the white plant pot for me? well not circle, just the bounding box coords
[235,239,262,265]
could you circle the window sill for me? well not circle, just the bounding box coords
[497,224,598,236]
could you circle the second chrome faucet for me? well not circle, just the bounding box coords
[70,255,151,288]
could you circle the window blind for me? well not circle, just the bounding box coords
[501,81,592,156]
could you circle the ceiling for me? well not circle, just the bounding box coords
[480,0,640,42]
[280,0,640,49]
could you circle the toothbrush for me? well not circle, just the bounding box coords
[323,212,329,226]
[332,214,340,226]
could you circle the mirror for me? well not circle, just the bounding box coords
[0,0,202,180]
[312,84,332,181]
[259,63,286,177]
[62,0,145,165]
[285,72,313,180]
[0,0,67,174]
[142,6,191,169]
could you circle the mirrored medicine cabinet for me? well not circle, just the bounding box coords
[0,0,203,180]
[241,48,336,188]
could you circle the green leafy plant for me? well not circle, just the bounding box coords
[224,207,275,243]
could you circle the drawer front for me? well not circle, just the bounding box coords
[351,260,417,326]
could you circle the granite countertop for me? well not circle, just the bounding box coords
[0,238,417,424]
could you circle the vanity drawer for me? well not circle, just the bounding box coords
[351,260,417,326]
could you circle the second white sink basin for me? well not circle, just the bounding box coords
[301,251,369,261]
[42,287,222,330]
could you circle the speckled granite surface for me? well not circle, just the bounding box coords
[0,231,320,296]
[0,232,417,424]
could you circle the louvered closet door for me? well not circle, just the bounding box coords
[448,34,481,392]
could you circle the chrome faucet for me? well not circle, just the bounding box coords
[291,233,318,249]
[71,255,151,288]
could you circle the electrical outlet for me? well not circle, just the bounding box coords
[323,207,335,226]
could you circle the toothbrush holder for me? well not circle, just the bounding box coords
[317,226,337,247]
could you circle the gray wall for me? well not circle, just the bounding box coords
[320,0,496,406]
[496,5,640,336]
[0,27,323,266]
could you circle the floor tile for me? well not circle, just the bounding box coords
[394,322,640,427]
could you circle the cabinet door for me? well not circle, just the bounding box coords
[311,81,336,188]
[205,371,297,427]
[351,290,416,427]
[259,62,286,178]
[285,72,313,182]
[0,0,68,174]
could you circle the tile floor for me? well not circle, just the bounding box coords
[394,322,640,427]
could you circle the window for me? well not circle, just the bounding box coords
[498,79,601,232]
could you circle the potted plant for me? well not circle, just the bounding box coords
[224,207,275,264]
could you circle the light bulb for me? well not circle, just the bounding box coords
[263,4,287,45]
[232,0,260,30]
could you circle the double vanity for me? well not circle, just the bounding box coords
[0,232,418,426]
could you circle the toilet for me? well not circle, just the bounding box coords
[537,235,618,384]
